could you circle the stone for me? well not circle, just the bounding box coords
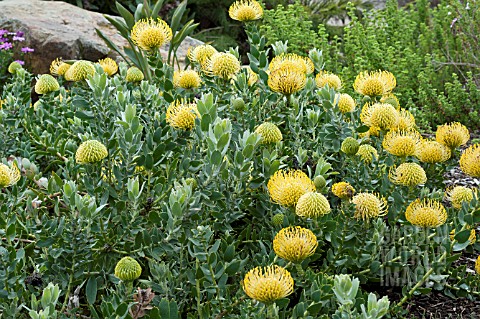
[0,0,202,74]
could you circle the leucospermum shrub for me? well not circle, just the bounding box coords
[1,2,480,318]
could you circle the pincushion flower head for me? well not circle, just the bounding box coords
[435,122,470,149]
[273,226,318,263]
[415,139,450,163]
[268,67,306,96]
[206,52,241,79]
[50,58,71,76]
[353,70,396,97]
[271,213,285,226]
[115,257,142,281]
[267,169,316,207]
[98,57,118,76]
[296,192,331,219]
[173,69,201,89]
[395,109,416,131]
[459,144,480,178]
[8,61,22,74]
[242,265,294,304]
[255,122,282,144]
[247,67,258,86]
[188,44,217,70]
[166,100,200,130]
[229,0,263,22]
[332,182,355,200]
[382,129,421,157]
[341,137,360,156]
[315,71,342,90]
[360,103,399,131]
[447,186,475,209]
[405,199,447,228]
[269,53,314,75]
[389,163,427,187]
[351,193,387,221]
[0,162,21,188]
[126,67,144,82]
[75,140,108,164]
[65,60,95,81]
[34,74,60,94]
[131,18,172,51]
[356,145,378,164]
[335,93,356,113]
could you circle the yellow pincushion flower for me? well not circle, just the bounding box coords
[173,70,201,89]
[475,256,480,274]
[126,67,144,82]
[50,58,70,76]
[389,163,427,187]
[353,70,396,97]
[296,192,331,218]
[361,103,399,131]
[394,109,416,131]
[382,130,421,157]
[450,228,476,245]
[229,0,263,22]
[242,265,294,304]
[380,93,400,109]
[351,193,387,221]
[460,144,480,178]
[273,226,318,263]
[268,67,306,96]
[98,57,118,76]
[115,257,142,281]
[435,122,470,149]
[189,44,218,70]
[131,18,172,51]
[335,93,356,113]
[255,122,282,144]
[247,67,258,86]
[269,53,314,75]
[315,71,342,90]
[447,186,475,209]
[0,162,21,188]
[76,140,108,164]
[415,140,450,163]
[267,169,316,207]
[166,100,200,130]
[65,60,95,81]
[34,74,60,94]
[206,52,241,79]
[8,61,22,74]
[332,182,355,200]
[57,63,71,77]
[405,199,447,228]
[356,145,378,164]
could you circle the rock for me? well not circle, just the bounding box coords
[0,0,202,74]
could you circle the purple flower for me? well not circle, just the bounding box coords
[21,47,34,53]
[0,37,8,43]
[13,36,25,42]
[0,42,13,50]
[15,31,24,37]
[0,30,8,36]
[14,60,25,65]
